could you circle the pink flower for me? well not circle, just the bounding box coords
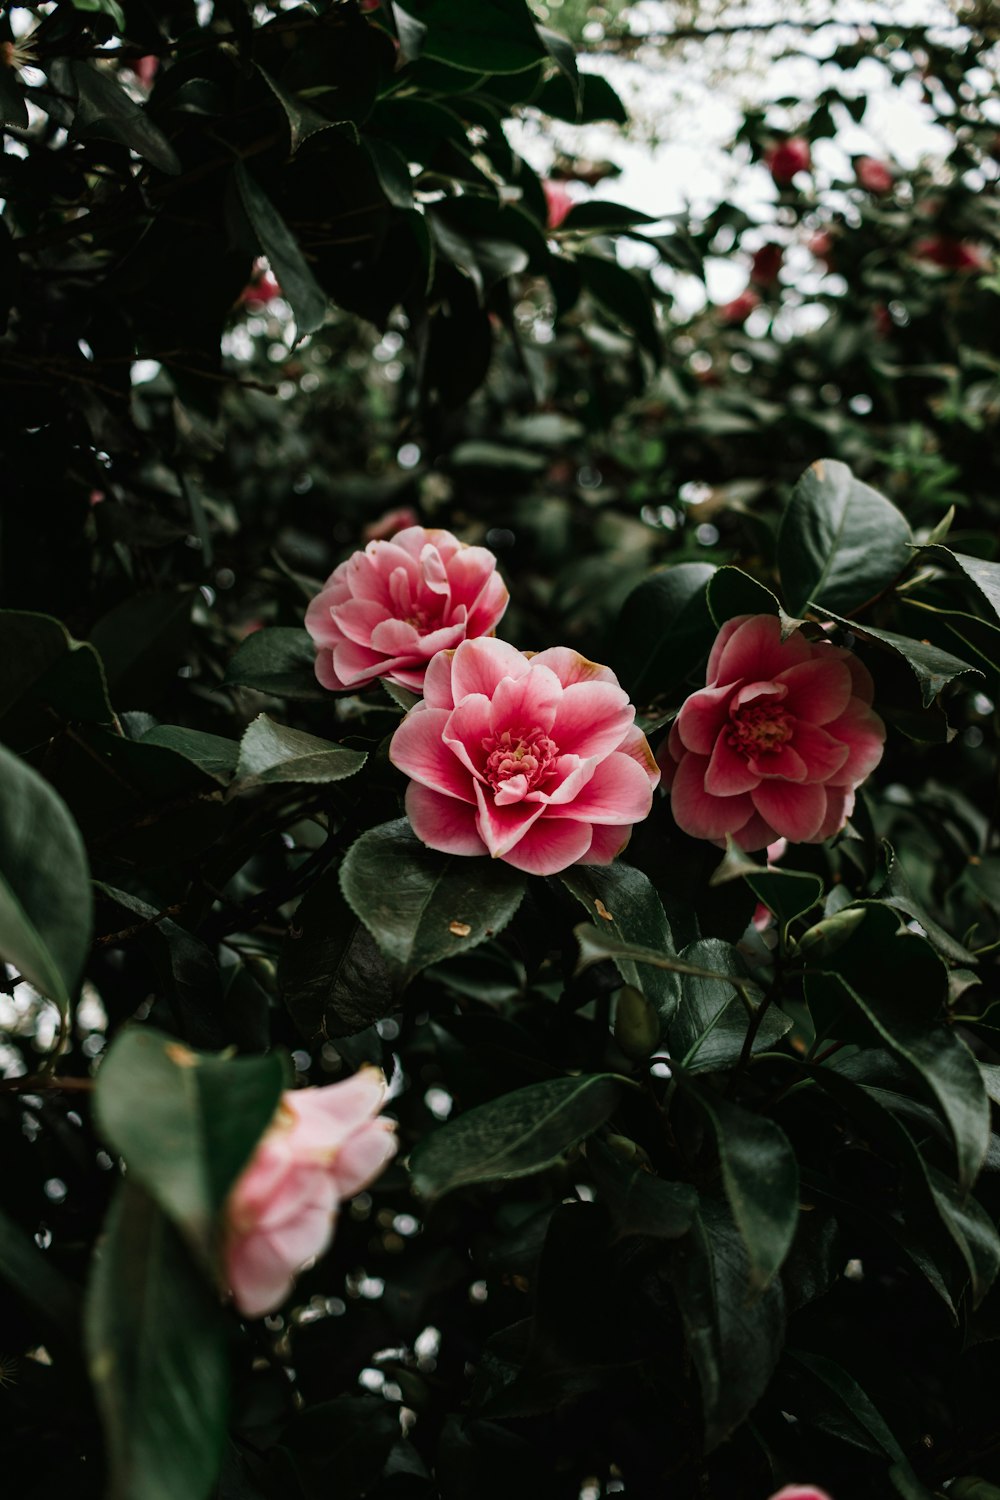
[305,526,509,693]
[719,289,760,326]
[765,137,811,186]
[543,179,574,230]
[363,505,419,542]
[768,1488,834,1500]
[225,1069,397,1319]
[389,637,660,876]
[808,229,836,269]
[242,260,282,308]
[750,242,783,287]
[856,155,893,194]
[660,614,885,851]
[914,235,987,273]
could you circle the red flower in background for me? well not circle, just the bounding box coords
[750,242,783,287]
[856,155,893,194]
[765,137,811,186]
[719,289,760,326]
[914,236,987,272]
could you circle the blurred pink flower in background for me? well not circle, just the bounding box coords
[543,179,574,229]
[390,637,659,875]
[765,136,811,185]
[719,289,760,326]
[856,155,893,194]
[660,614,885,851]
[750,242,784,287]
[767,1487,834,1500]
[306,526,508,692]
[225,1070,396,1318]
[363,505,419,542]
[914,235,987,272]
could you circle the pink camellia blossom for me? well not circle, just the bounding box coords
[363,505,419,543]
[659,614,885,851]
[543,179,574,230]
[808,229,836,269]
[750,242,783,288]
[389,636,660,876]
[225,1069,397,1319]
[768,1487,834,1500]
[856,155,893,194]
[719,289,760,326]
[305,526,509,693]
[765,137,811,186]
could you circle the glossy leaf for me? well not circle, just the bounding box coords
[233,713,366,789]
[223,628,323,699]
[233,161,328,337]
[611,561,716,700]
[814,607,981,706]
[279,870,395,1039]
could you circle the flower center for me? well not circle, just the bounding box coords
[728,703,793,757]
[482,727,559,791]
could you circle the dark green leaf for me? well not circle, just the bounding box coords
[929,547,1000,623]
[402,0,546,74]
[233,713,366,789]
[70,59,180,175]
[140,727,239,784]
[815,608,980,707]
[409,1073,623,1198]
[743,867,823,935]
[232,161,328,337]
[667,938,787,1071]
[340,818,526,990]
[223,628,323,699]
[90,592,194,707]
[586,1136,697,1240]
[85,1183,229,1500]
[280,870,395,1040]
[578,253,660,360]
[256,65,356,154]
[611,561,716,700]
[561,202,659,233]
[875,839,978,963]
[0,66,28,129]
[0,743,91,1011]
[706,564,782,627]
[778,458,913,616]
[535,71,627,124]
[0,1203,80,1332]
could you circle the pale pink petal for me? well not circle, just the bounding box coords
[825,699,886,786]
[550,680,634,759]
[549,750,655,824]
[228,1231,298,1319]
[776,657,852,724]
[750,780,827,842]
[677,682,737,754]
[704,729,760,796]
[417,541,451,598]
[768,1486,833,1500]
[474,780,545,856]
[305,589,343,648]
[441,693,493,781]
[714,614,811,686]
[616,723,662,789]
[530,754,597,806]
[498,815,595,875]
[386,663,430,691]
[405,783,486,856]
[390,707,475,800]
[368,617,422,656]
[331,638,391,689]
[528,647,620,687]
[315,651,349,691]
[670,754,755,839]
[490,663,562,736]
[288,1068,387,1143]
[333,1120,398,1199]
[466,570,510,634]
[580,822,633,864]
[791,721,849,782]
[451,637,530,701]
[444,546,505,611]
[731,679,787,711]
[494,772,530,805]
[423,649,457,709]
[329,597,389,649]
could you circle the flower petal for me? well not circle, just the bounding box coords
[550,750,655,824]
[750,780,827,842]
[775,657,852,724]
[423,649,457,710]
[529,647,620,687]
[616,723,662,789]
[816,785,854,840]
[442,693,492,781]
[550,679,634,759]
[713,614,811,686]
[581,822,633,864]
[677,681,737,754]
[825,699,886,786]
[497,815,595,875]
[474,780,545,857]
[670,753,755,839]
[450,637,530,702]
[732,810,781,852]
[704,729,760,796]
[490,662,562,736]
[405,783,486,856]
[390,707,475,800]
[333,1119,398,1199]
[791,721,850,782]
[747,743,808,782]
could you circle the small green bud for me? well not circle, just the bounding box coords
[605,1133,651,1167]
[793,905,866,959]
[613,985,661,1061]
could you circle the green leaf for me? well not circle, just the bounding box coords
[233,713,366,790]
[409,1073,623,1199]
[69,59,180,174]
[279,870,395,1040]
[85,1183,230,1500]
[256,65,356,154]
[90,591,194,707]
[611,562,716,700]
[784,1349,907,1461]
[778,459,913,616]
[561,202,660,234]
[0,65,28,129]
[951,1479,1000,1499]
[232,160,328,337]
[743,867,823,937]
[73,0,126,29]
[365,137,415,210]
[223,627,323,699]
[0,1203,80,1332]
[0,609,111,723]
[534,71,627,124]
[706,564,782,627]
[140,727,239,784]
[558,862,680,1035]
[586,1136,697,1240]
[578,253,660,361]
[929,547,1000,623]
[0,743,92,1011]
[340,818,526,990]
[667,938,789,1071]
[814,607,981,707]
[685,1083,799,1294]
[94,1027,284,1268]
[401,0,546,74]
[875,839,978,963]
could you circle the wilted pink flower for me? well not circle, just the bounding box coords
[363,505,419,542]
[389,637,660,875]
[543,179,574,230]
[914,235,986,273]
[660,614,885,851]
[225,1069,397,1319]
[305,526,509,692]
[719,289,760,326]
[856,156,893,194]
[750,242,783,287]
[768,1488,834,1500]
[765,137,811,186]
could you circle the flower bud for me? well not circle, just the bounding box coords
[793,905,866,958]
[614,985,661,1060]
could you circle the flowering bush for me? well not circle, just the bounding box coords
[660,614,885,849]
[389,637,659,874]
[305,526,509,691]
[225,1070,396,1317]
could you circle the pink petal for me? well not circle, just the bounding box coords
[451,637,530,702]
[616,723,662,789]
[713,614,811,686]
[775,657,852,724]
[791,721,849,782]
[442,693,493,781]
[333,1120,398,1200]
[305,590,343,649]
[816,785,854,840]
[331,638,392,689]
[750,780,827,842]
[228,1231,297,1319]
[530,754,597,806]
[314,651,348,691]
[747,743,808,782]
[549,750,655,824]
[489,663,562,736]
[580,822,633,864]
[474,780,545,857]
[329,597,388,649]
[417,541,451,597]
[405,783,486,856]
[706,615,748,684]
[732,810,781,852]
[390,707,475,800]
[494,772,530,805]
[677,681,737,754]
[445,546,504,612]
[371,617,467,660]
[670,753,755,839]
[497,815,595,875]
[825,699,886,786]
[466,570,510,634]
[820,643,875,704]
[731,679,787,711]
[549,680,634,759]
[288,1069,387,1143]
[704,729,759,796]
[423,649,457,710]
[528,647,620,687]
